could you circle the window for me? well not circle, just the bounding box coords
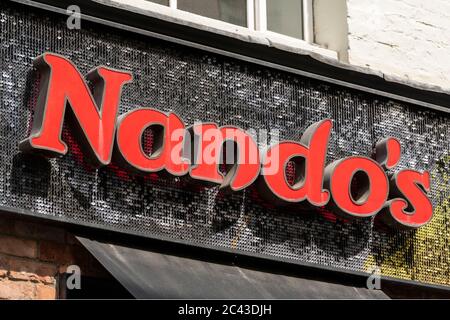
[143,0,313,42]
[178,0,248,27]
[146,0,170,5]
[266,0,303,39]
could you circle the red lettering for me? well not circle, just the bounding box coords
[115,108,189,176]
[374,137,401,170]
[380,170,433,229]
[259,120,331,206]
[20,53,434,229]
[19,53,132,166]
[324,156,389,218]
[189,124,260,191]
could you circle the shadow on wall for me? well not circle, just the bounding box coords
[11,152,51,198]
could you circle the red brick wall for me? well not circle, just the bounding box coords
[0,215,107,299]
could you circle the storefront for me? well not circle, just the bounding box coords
[0,0,449,299]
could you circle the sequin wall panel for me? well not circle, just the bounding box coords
[0,2,449,286]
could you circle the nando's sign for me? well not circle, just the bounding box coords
[20,53,433,229]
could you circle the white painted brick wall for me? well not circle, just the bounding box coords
[347,0,450,91]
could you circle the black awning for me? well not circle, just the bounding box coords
[76,236,389,299]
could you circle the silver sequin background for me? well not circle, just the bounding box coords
[1,2,449,285]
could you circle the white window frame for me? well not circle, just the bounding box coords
[104,0,336,58]
[170,0,254,29]
[254,0,313,43]
[144,0,313,43]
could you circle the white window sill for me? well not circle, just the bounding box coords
[93,0,338,61]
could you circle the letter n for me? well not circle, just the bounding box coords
[19,52,132,166]
[189,124,260,192]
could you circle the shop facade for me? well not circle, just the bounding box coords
[0,0,449,299]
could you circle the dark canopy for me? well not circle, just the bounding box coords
[77,237,388,299]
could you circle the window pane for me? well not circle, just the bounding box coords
[178,0,247,27]
[267,0,303,39]
[145,0,169,5]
